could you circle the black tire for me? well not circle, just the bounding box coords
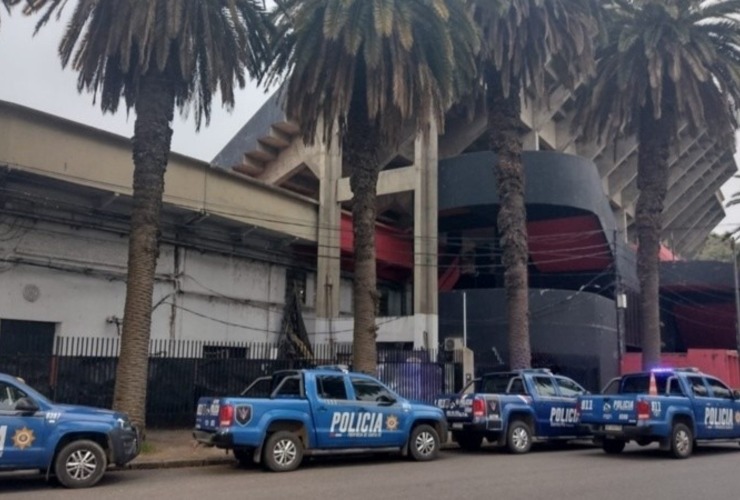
[670,423,693,459]
[409,424,440,461]
[54,440,107,489]
[453,432,483,451]
[506,420,533,454]
[602,439,626,454]
[233,447,254,467]
[262,431,303,472]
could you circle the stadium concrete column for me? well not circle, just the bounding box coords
[314,137,342,345]
[413,120,439,349]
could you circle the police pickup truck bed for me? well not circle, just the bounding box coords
[435,369,591,453]
[0,372,139,488]
[577,368,740,458]
[194,367,447,472]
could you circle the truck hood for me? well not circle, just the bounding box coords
[52,404,124,422]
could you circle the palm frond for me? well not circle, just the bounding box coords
[266,0,480,147]
[30,0,272,130]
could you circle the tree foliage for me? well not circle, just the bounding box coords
[576,0,740,369]
[265,0,479,373]
[470,0,601,369]
[26,0,271,430]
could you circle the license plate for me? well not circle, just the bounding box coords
[451,423,464,430]
[604,425,622,432]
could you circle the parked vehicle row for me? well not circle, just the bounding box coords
[2,365,740,489]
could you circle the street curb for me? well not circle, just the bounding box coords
[118,444,459,471]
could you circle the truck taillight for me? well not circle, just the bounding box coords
[636,400,650,420]
[472,398,485,418]
[219,405,234,427]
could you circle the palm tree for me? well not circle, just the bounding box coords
[30,0,271,430]
[576,0,740,370]
[266,0,479,374]
[471,0,601,369]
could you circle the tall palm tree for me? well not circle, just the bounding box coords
[266,0,479,374]
[30,0,271,430]
[471,0,601,369]
[576,0,740,369]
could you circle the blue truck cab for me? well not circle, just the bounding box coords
[0,372,139,488]
[193,366,447,472]
[577,367,740,458]
[435,369,591,453]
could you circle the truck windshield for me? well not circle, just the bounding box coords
[620,373,673,394]
[478,374,516,394]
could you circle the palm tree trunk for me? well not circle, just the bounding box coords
[636,100,673,370]
[112,73,175,432]
[346,120,382,375]
[487,70,531,370]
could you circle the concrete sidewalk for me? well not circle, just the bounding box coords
[126,429,236,470]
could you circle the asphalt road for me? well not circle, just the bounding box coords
[2,442,740,500]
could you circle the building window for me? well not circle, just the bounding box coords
[378,286,405,316]
[286,269,307,304]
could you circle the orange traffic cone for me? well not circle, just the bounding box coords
[648,372,658,396]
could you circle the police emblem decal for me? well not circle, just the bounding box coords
[385,415,399,431]
[235,405,252,427]
[735,411,740,425]
[12,427,35,450]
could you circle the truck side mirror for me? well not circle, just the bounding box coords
[15,397,39,414]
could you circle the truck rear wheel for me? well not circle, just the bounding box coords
[453,432,482,451]
[506,420,532,454]
[263,431,303,472]
[670,423,693,459]
[602,439,626,454]
[409,424,440,461]
[54,439,107,488]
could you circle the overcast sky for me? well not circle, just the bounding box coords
[0,11,273,163]
[0,8,738,236]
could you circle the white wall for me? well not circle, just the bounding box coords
[0,219,290,343]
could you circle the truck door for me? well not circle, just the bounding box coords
[703,377,738,439]
[686,376,713,438]
[349,376,407,448]
[0,381,48,468]
[529,376,563,437]
[553,377,588,437]
[313,374,354,448]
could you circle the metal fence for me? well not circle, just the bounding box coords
[0,337,455,428]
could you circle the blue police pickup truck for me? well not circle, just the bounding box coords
[435,369,591,453]
[0,372,139,488]
[193,366,447,472]
[577,368,740,459]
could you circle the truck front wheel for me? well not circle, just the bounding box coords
[263,431,304,472]
[54,440,107,488]
[670,423,693,459]
[506,420,532,454]
[409,424,440,461]
[602,439,626,454]
[453,432,482,451]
